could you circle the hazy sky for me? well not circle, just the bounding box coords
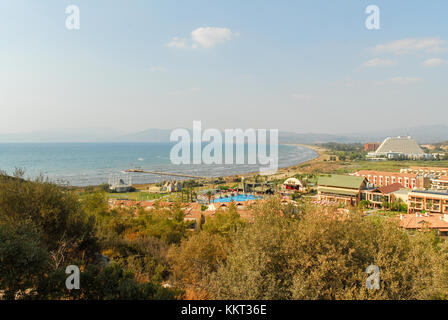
[1,0,447,135]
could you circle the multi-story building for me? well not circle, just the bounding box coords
[401,166,448,178]
[364,142,380,152]
[431,176,448,190]
[408,190,448,214]
[351,170,425,189]
[317,175,368,206]
[360,183,402,208]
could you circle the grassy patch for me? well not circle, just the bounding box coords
[333,160,448,174]
[107,192,165,201]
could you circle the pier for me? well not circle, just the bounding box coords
[124,169,205,179]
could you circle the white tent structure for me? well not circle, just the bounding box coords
[283,177,305,191]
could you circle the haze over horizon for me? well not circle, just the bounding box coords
[2,0,448,135]
[1,124,447,144]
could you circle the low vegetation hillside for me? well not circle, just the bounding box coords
[2,171,448,300]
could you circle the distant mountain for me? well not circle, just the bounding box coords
[0,124,446,144]
[114,129,354,144]
[277,125,448,144]
[0,128,124,143]
[114,129,176,143]
[114,129,356,144]
[346,124,448,144]
[278,131,356,144]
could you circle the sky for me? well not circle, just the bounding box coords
[1,0,447,135]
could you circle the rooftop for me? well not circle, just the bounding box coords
[409,190,448,196]
[406,166,448,171]
[354,170,418,178]
[374,183,403,194]
[400,213,448,231]
[318,174,367,190]
[392,189,411,196]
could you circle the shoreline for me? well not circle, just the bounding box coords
[130,144,325,190]
[54,144,325,190]
[262,144,325,180]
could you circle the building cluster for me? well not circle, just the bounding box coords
[316,165,448,235]
[108,197,297,231]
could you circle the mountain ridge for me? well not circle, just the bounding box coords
[0,125,446,144]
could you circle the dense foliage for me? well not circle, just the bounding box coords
[2,171,448,300]
[0,171,181,300]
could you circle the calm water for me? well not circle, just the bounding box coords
[0,143,317,186]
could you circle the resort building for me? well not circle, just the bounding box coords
[391,189,411,203]
[399,213,448,236]
[408,190,448,214]
[401,166,448,178]
[317,175,368,206]
[367,136,430,160]
[364,142,380,152]
[431,176,448,190]
[351,170,426,189]
[359,183,402,208]
[162,180,182,192]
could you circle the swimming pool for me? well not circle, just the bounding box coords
[213,194,261,203]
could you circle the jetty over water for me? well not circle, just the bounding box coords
[124,169,205,179]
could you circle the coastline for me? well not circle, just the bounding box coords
[263,144,325,180]
[130,143,325,189]
[24,143,324,190]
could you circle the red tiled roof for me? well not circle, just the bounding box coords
[408,166,448,171]
[399,214,448,231]
[354,170,418,178]
[375,183,403,194]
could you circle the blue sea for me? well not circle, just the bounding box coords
[0,143,317,186]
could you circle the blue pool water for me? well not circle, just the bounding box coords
[214,195,261,203]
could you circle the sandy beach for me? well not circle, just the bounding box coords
[130,144,326,190]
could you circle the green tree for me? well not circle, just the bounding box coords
[203,204,246,236]
[0,223,50,299]
[168,232,228,294]
[206,199,448,300]
[0,171,99,259]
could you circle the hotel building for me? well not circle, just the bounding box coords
[351,170,425,189]
[401,166,448,178]
[364,143,380,152]
[317,175,368,206]
[430,176,448,191]
[359,183,402,208]
[367,136,431,160]
[408,190,448,214]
